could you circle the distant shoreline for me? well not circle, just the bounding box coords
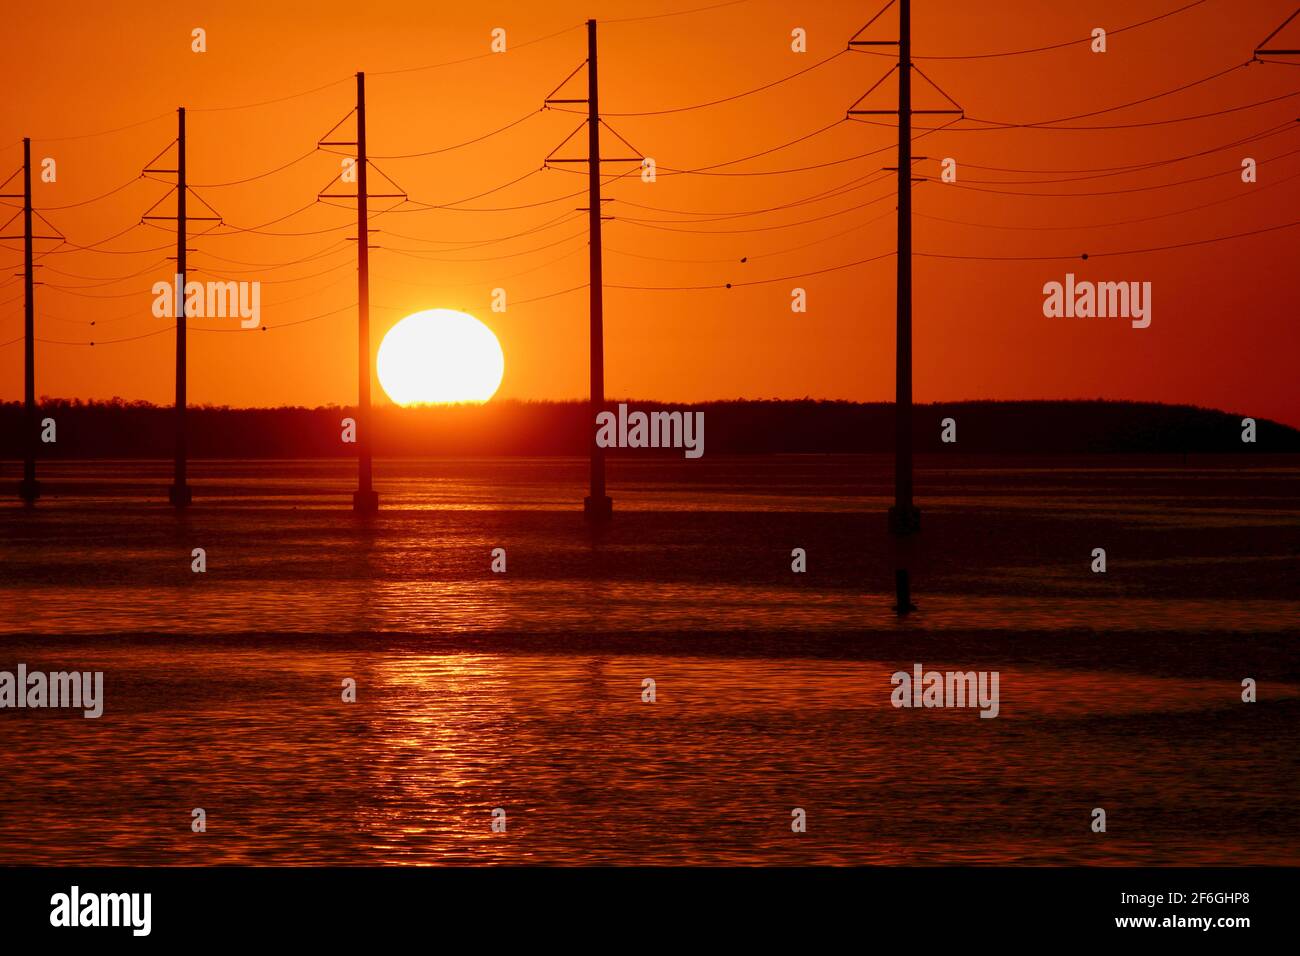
[2,398,1297,456]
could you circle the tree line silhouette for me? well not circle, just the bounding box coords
[1,398,1294,458]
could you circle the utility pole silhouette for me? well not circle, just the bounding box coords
[2,139,61,504]
[18,140,36,509]
[545,19,642,522]
[171,109,191,507]
[892,0,917,544]
[849,0,961,612]
[142,109,220,507]
[319,73,405,512]
[583,20,612,522]
[352,73,378,512]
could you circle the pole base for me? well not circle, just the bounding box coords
[893,568,917,615]
[352,489,379,513]
[583,494,613,522]
[887,504,921,536]
[168,484,193,508]
[18,478,40,504]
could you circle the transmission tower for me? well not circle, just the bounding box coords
[544,19,644,522]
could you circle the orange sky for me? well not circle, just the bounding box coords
[1,0,1298,424]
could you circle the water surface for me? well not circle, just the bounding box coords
[1,456,1296,864]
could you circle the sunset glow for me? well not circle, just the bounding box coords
[2,0,1298,923]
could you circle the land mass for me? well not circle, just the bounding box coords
[1,398,1295,457]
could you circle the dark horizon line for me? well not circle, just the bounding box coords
[2,395,1288,418]
[4,397,1297,457]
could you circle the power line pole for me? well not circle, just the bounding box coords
[316,72,404,512]
[583,19,612,522]
[3,141,62,504]
[353,72,379,513]
[849,0,962,612]
[169,108,192,508]
[19,139,38,504]
[140,110,220,507]
[890,0,918,542]
[544,19,641,521]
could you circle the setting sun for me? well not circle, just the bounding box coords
[376,309,505,405]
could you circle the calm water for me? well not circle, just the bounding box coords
[1,456,1297,864]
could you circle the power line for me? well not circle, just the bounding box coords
[722,248,896,286]
[914,165,1300,232]
[384,225,588,262]
[399,169,549,211]
[370,23,583,77]
[599,49,850,117]
[43,282,152,299]
[1255,7,1300,54]
[43,223,170,256]
[193,239,354,271]
[850,0,1213,61]
[904,88,1300,132]
[1,21,583,156]
[190,77,352,113]
[381,209,586,249]
[614,190,897,234]
[606,249,896,291]
[655,119,864,175]
[392,165,633,216]
[190,149,321,188]
[644,115,953,178]
[261,273,355,308]
[944,118,1299,178]
[369,110,541,160]
[3,300,366,346]
[916,217,1300,260]
[192,257,354,286]
[210,202,348,237]
[40,258,170,284]
[612,170,891,221]
[603,0,753,24]
[604,207,898,265]
[372,241,586,289]
[23,111,173,144]
[958,59,1253,129]
[512,283,588,306]
[260,302,358,330]
[40,174,158,211]
[945,144,1300,197]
